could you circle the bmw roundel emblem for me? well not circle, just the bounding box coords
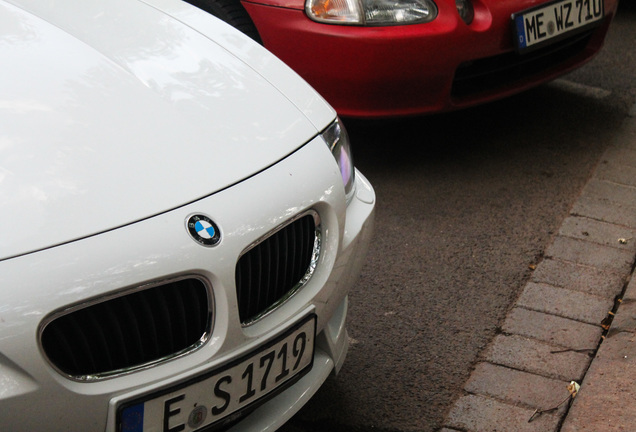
[186,214,221,247]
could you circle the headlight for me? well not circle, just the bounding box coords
[322,119,355,202]
[306,0,437,25]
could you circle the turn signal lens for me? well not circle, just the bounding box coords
[308,0,361,23]
[307,0,437,25]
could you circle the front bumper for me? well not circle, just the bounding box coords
[0,136,375,431]
[242,0,619,118]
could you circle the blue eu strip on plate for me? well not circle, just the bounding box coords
[514,15,527,49]
[121,404,144,432]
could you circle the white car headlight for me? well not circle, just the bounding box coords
[322,119,356,202]
[306,0,437,26]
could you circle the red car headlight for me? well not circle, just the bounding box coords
[306,0,437,26]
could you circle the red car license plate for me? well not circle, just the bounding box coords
[512,0,604,52]
[117,315,316,432]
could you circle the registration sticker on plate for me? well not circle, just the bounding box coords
[512,0,604,52]
[117,315,316,432]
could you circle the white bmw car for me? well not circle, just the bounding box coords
[0,0,375,431]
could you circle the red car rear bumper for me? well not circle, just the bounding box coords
[242,0,618,118]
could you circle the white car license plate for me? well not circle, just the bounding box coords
[117,315,316,432]
[512,0,604,52]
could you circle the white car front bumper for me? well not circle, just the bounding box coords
[0,135,375,432]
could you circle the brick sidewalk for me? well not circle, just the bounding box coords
[560,275,636,431]
[441,107,636,432]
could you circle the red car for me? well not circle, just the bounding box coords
[186,0,618,117]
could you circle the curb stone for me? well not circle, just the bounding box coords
[516,282,614,325]
[485,334,591,382]
[447,395,562,432]
[532,257,625,298]
[502,308,602,350]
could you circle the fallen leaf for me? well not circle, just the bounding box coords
[567,381,580,398]
[528,382,579,422]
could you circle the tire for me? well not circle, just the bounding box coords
[184,0,263,44]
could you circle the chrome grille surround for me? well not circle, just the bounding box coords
[39,276,213,382]
[236,211,321,326]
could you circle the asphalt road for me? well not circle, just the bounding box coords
[282,3,636,432]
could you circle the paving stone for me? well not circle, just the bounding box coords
[503,307,603,350]
[446,394,561,432]
[580,178,636,205]
[532,258,625,298]
[465,362,570,409]
[608,300,636,337]
[559,216,636,253]
[596,158,636,187]
[517,282,613,326]
[599,145,636,169]
[545,236,634,274]
[623,273,636,302]
[485,334,591,382]
[572,195,636,229]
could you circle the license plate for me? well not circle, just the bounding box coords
[117,315,316,432]
[512,0,604,52]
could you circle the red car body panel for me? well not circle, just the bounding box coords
[241,0,618,118]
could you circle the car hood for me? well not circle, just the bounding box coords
[0,0,335,261]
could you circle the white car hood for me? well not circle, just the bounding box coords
[0,0,335,261]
